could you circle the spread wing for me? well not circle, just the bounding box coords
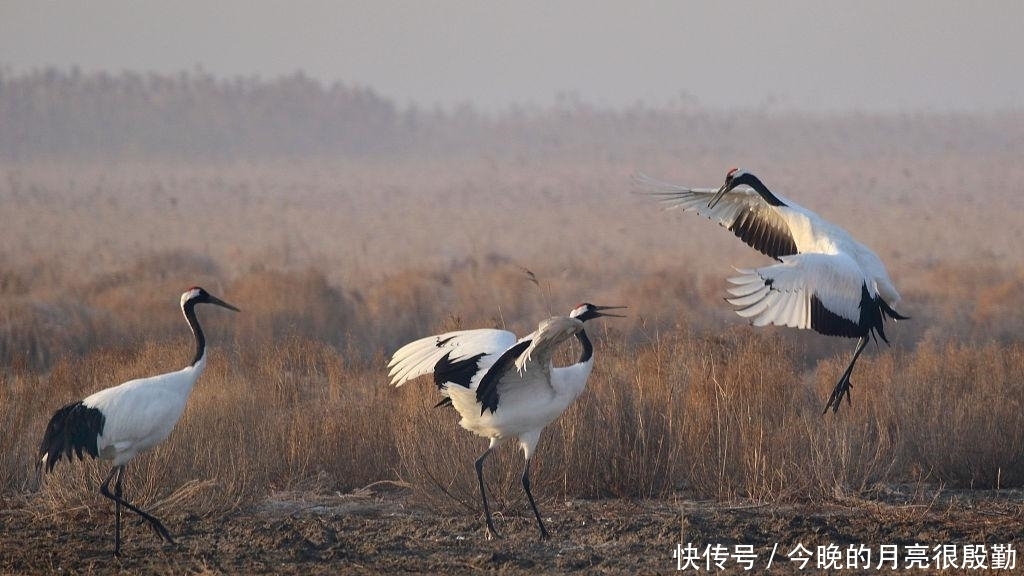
[472,316,583,413]
[634,172,798,260]
[387,329,518,393]
[725,253,870,337]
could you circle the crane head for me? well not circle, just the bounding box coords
[709,168,757,209]
[569,303,626,322]
[181,286,241,312]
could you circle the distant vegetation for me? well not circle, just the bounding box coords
[0,68,403,159]
[3,67,1022,160]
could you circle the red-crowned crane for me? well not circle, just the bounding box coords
[38,286,239,556]
[387,303,625,539]
[637,168,908,413]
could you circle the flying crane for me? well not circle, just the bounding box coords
[638,168,907,413]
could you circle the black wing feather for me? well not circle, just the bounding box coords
[431,350,489,409]
[810,285,907,342]
[727,207,798,260]
[474,340,531,415]
[38,401,105,472]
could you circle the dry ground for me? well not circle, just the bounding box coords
[3,486,1022,575]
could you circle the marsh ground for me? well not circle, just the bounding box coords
[4,485,1022,575]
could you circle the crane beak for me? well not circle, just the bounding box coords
[592,305,627,318]
[208,295,240,312]
[708,182,730,209]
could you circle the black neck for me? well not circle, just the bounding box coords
[575,328,594,364]
[738,174,786,207]
[183,301,206,367]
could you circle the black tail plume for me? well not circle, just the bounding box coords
[38,401,105,473]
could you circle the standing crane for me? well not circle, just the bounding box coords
[38,286,239,556]
[387,302,625,539]
[637,168,907,413]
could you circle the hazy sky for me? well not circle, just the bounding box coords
[2,1,1021,112]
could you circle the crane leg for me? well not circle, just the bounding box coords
[474,447,501,539]
[823,336,869,414]
[100,465,175,556]
[103,467,123,557]
[521,457,549,539]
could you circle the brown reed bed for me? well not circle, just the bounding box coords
[4,296,1020,524]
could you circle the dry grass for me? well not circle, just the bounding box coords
[6,313,1021,523]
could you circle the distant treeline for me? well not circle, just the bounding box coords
[0,68,410,159]
[2,67,1021,160]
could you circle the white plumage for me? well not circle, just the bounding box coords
[388,302,624,538]
[81,364,202,466]
[637,168,907,413]
[38,286,238,556]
